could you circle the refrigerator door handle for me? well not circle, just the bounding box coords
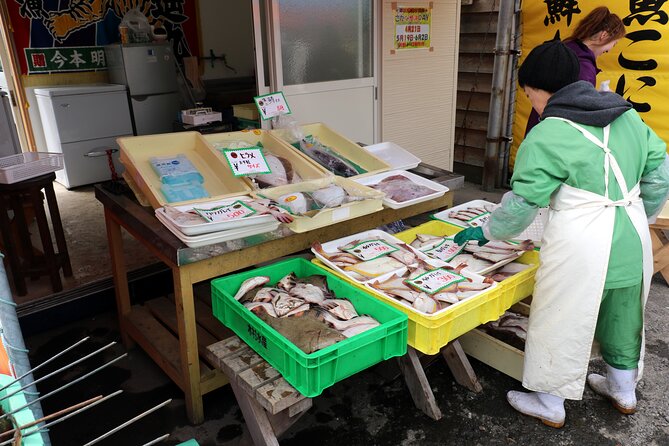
[84,147,118,157]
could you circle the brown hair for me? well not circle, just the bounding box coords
[565,6,626,43]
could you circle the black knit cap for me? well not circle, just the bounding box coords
[518,39,580,93]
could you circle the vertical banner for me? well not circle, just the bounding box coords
[511,2,669,169]
[394,4,432,50]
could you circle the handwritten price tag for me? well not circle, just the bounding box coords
[344,239,399,261]
[254,92,292,120]
[193,200,257,223]
[422,238,465,262]
[223,148,271,176]
[467,212,490,228]
[405,268,466,295]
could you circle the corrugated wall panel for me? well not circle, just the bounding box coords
[455,0,500,180]
[381,0,461,170]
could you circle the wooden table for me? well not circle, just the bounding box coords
[95,185,453,424]
[650,200,669,283]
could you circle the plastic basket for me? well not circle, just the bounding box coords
[211,258,407,397]
[0,153,64,184]
[394,220,539,307]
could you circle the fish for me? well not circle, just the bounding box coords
[234,276,270,300]
[412,294,438,313]
[312,242,360,267]
[449,254,495,273]
[370,273,424,303]
[272,292,308,317]
[344,256,407,279]
[298,275,332,296]
[315,309,380,333]
[409,233,443,250]
[162,206,208,225]
[244,301,278,318]
[254,309,346,354]
[277,273,297,292]
[252,154,302,188]
[320,298,358,320]
[311,185,348,208]
[289,283,326,304]
[299,138,362,178]
[341,323,379,338]
[369,175,437,202]
[245,198,294,223]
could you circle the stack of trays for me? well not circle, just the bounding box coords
[155,195,281,248]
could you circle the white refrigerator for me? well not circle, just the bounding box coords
[35,84,133,188]
[105,42,181,135]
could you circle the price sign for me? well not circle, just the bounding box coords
[344,239,399,261]
[405,268,466,295]
[422,238,465,262]
[223,147,271,176]
[254,92,292,120]
[467,212,490,228]
[193,200,257,222]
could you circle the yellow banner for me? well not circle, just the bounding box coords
[511,2,669,169]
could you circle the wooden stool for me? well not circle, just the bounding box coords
[206,337,312,446]
[0,172,72,296]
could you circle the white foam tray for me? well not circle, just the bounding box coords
[312,229,448,283]
[432,199,496,228]
[362,142,421,171]
[433,199,547,245]
[155,210,279,247]
[353,170,448,209]
[155,196,278,235]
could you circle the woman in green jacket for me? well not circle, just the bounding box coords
[455,40,669,428]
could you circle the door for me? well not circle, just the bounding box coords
[254,0,377,145]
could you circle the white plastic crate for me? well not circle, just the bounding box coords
[0,152,64,184]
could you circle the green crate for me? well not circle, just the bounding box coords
[0,374,46,445]
[211,258,408,397]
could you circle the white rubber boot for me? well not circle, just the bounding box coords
[587,365,637,414]
[506,390,565,428]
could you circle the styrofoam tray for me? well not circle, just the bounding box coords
[155,210,279,247]
[362,142,421,171]
[353,170,448,209]
[432,199,496,228]
[312,229,449,283]
[155,195,278,235]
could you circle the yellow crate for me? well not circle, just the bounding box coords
[232,103,260,120]
[203,129,330,190]
[393,220,539,306]
[118,131,252,209]
[311,221,540,354]
[270,122,390,178]
[313,258,504,355]
[256,176,384,233]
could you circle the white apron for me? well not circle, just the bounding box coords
[522,118,653,400]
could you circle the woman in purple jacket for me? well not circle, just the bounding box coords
[524,7,626,136]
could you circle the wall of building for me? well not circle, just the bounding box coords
[381,0,461,171]
[198,0,256,80]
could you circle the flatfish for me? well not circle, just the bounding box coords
[254,309,346,354]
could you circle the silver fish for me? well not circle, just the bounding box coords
[234,276,270,300]
[289,283,326,304]
[272,292,308,317]
[299,139,361,178]
[412,294,438,314]
[320,298,358,320]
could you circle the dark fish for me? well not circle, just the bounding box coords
[255,309,345,353]
[299,139,362,178]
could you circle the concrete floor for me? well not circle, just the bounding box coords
[19,183,669,445]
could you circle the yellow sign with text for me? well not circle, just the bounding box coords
[511,2,669,169]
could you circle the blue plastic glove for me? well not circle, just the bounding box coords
[454,227,489,246]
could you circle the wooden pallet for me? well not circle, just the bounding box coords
[206,337,312,446]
